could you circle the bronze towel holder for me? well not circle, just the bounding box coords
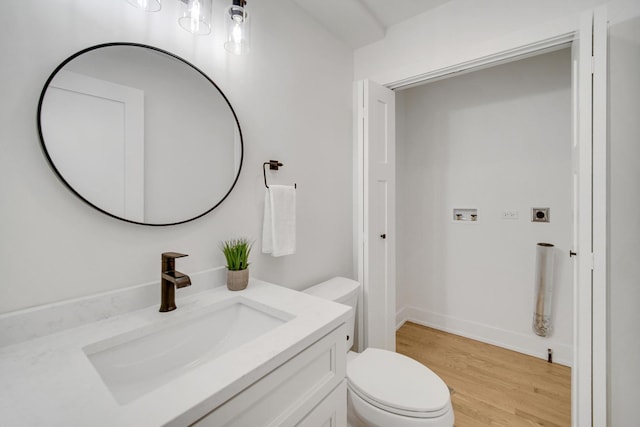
[263,160,296,189]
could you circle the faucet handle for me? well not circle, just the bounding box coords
[162,252,189,260]
[162,252,188,272]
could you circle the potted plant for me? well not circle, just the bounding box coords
[220,238,252,291]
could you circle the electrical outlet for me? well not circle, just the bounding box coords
[502,210,519,220]
[532,208,550,222]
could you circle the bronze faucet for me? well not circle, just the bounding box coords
[160,252,192,312]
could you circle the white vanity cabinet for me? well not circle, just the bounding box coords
[184,324,347,427]
[0,281,351,427]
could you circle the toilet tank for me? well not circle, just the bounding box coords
[303,277,360,351]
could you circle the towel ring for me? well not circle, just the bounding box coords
[263,160,296,189]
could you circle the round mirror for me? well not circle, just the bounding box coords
[37,43,243,226]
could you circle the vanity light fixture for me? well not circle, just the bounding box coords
[126,0,161,12]
[124,0,250,54]
[178,0,212,35]
[123,0,212,35]
[224,0,251,55]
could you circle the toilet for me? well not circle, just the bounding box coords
[304,277,454,427]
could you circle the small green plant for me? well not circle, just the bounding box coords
[220,238,252,271]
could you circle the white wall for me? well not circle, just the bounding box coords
[607,2,640,423]
[354,0,608,85]
[0,0,354,313]
[396,49,573,364]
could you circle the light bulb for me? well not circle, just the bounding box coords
[232,24,243,44]
[224,1,251,55]
[188,0,202,33]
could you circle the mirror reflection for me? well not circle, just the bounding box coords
[38,43,243,225]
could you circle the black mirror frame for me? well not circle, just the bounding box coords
[36,42,244,226]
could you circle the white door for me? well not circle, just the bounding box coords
[42,70,145,221]
[573,7,609,426]
[572,11,595,426]
[356,79,396,351]
[591,7,609,426]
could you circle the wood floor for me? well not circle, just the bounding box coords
[396,322,571,427]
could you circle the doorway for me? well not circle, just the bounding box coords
[356,12,603,424]
[394,47,574,366]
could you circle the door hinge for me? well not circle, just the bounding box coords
[590,253,595,270]
[591,56,595,75]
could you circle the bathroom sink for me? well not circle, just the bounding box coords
[83,297,293,404]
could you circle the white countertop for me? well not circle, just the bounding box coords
[0,279,350,426]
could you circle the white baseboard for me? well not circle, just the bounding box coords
[396,306,410,330]
[396,305,572,367]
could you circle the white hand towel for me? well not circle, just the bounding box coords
[262,185,296,257]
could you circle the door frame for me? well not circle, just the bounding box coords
[354,9,607,426]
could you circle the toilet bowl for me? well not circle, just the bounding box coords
[304,277,454,427]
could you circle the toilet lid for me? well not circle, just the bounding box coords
[347,348,450,418]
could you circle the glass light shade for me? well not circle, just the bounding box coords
[178,0,212,35]
[224,3,251,55]
[125,0,161,12]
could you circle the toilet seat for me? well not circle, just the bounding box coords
[347,348,451,419]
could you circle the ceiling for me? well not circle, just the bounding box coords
[292,0,452,48]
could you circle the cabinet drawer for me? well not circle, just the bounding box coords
[193,324,347,427]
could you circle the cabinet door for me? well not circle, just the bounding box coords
[192,325,346,427]
[296,381,346,427]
